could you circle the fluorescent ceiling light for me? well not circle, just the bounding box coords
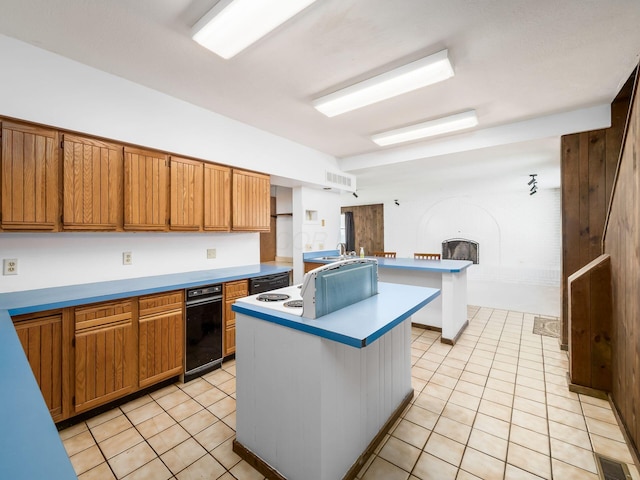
[371,110,478,146]
[192,0,317,59]
[313,49,454,117]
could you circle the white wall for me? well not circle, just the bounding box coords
[381,188,561,316]
[292,187,342,283]
[0,35,347,188]
[0,35,353,293]
[0,232,258,292]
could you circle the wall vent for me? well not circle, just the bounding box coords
[325,171,352,188]
[595,453,631,480]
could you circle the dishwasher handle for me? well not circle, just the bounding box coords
[186,294,222,307]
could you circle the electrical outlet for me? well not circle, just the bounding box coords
[3,259,18,275]
[122,252,132,265]
[207,248,216,259]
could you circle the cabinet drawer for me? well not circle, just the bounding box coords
[74,300,132,333]
[225,280,248,299]
[139,290,184,317]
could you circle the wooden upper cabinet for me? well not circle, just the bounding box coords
[62,134,123,230]
[204,163,231,231]
[1,121,59,230]
[124,147,169,231]
[170,156,203,231]
[232,169,270,232]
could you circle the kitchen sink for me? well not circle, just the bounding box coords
[319,256,344,261]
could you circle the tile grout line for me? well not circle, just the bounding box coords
[409,306,500,479]
[541,323,554,480]
[92,366,240,479]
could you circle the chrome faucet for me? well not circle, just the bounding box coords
[337,242,346,258]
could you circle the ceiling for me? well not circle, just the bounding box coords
[2,0,640,197]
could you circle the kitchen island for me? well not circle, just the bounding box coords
[232,282,440,480]
[305,252,472,344]
[0,264,291,480]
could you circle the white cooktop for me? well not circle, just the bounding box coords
[234,285,304,316]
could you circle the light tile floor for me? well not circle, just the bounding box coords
[60,306,639,479]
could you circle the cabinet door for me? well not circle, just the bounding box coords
[224,323,236,358]
[74,300,135,413]
[1,121,59,230]
[225,279,249,300]
[224,299,236,357]
[124,147,169,231]
[223,280,248,357]
[204,163,230,231]
[232,169,270,232]
[170,156,203,231]
[304,262,318,273]
[13,312,64,421]
[138,291,184,388]
[62,134,123,230]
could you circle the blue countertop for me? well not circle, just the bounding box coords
[0,263,291,480]
[0,310,78,479]
[2,264,291,315]
[233,282,440,348]
[303,251,472,273]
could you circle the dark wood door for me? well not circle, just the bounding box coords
[260,197,276,262]
[341,204,384,256]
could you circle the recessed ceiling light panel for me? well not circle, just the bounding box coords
[192,0,317,59]
[371,110,478,146]
[313,49,454,117]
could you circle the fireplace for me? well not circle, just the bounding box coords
[442,238,479,264]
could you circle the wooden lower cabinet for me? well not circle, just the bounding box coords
[224,280,248,357]
[12,290,186,421]
[12,311,66,422]
[73,300,136,414]
[138,291,184,388]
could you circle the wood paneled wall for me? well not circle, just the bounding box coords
[604,70,640,453]
[567,254,612,392]
[560,83,630,348]
[341,204,384,256]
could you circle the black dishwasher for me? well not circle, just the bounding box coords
[249,272,290,294]
[184,284,223,382]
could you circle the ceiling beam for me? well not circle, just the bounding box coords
[339,104,611,172]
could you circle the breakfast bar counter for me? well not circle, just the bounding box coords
[305,253,472,344]
[231,282,440,480]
